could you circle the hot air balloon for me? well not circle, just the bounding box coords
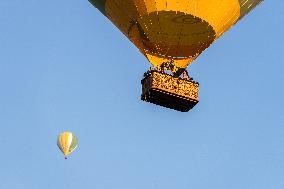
[89,0,263,112]
[57,131,78,159]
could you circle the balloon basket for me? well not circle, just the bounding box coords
[141,70,199,112]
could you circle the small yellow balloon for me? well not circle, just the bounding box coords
[57,131,78,159]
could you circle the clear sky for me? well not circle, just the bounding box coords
[0,1,283,189]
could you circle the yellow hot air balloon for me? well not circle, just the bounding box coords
[89,0,263,112]
[57,132,78,159]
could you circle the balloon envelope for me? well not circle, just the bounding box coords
[90,0,263,68]
[57,131,78,158]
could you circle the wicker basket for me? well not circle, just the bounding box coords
[141,71,199,112]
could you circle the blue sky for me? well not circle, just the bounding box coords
[0,1,283,189]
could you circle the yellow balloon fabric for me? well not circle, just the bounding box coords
[57,132,78,158]
[90,0,263,69]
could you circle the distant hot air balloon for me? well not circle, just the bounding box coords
[89,0,263,112]
[57,132,78,159]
